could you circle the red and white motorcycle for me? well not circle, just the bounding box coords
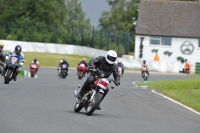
[73,69,118,116]
[77,63,87,79]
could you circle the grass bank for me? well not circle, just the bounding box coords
[138,78,200,112]
[4,51,92,67]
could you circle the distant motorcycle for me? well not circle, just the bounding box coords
[4,56,19,84]
[142,66,148,81]
[73,68,118,116]
[77,63,87,79]
[117,66,123,78]
[60,63,68,78]
[30,63,39,77]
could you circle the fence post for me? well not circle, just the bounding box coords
[25,23,28,41]
[92,26,94,48]
[125,33,130,55]
[100,28,102,49]
[117,32,120,54]
[107,29,110,50]
[52,24,55,43]
[81,25,84,46]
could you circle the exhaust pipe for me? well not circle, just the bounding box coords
[73,90,79,103]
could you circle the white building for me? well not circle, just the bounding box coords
[135,0,200,72]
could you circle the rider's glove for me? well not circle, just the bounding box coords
[116,80,120,86]
[89,65,94,70]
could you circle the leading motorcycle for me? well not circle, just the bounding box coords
[4,56,20,84]
[73,69,118,116]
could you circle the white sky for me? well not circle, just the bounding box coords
[81,0,110,27]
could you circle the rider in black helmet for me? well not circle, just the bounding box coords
[6,45,25,81]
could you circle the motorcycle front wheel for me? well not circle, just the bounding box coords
[86,92,104,116]
[4,69,12,84]
[74,102,83,112]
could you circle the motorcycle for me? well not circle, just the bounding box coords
[60,63,68,78]
[73,69,118,116]
[4,56,19,84]
[142,67,148,81]
[30,63,39,77]
[77,63,87,79]
[118,66,123,78]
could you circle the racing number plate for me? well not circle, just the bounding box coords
[62,64,67,68]
[11,57,18,62]
[98,78,109,89]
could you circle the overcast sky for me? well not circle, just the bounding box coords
[81,0,110,27]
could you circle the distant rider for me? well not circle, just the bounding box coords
[31,58,39,73]
[6,45,25,81]
[77,58,88,75]
[76,50,120,110]
[117,60,125,75]
[0,41,6,75]
[57,58,69,76]
[141,60,149,77]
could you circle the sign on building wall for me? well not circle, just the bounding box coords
[180,41,194,55]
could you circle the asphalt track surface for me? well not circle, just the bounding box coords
[0,67,200,133]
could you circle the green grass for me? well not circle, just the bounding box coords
[4,51,92,67]
[138,78,200,112]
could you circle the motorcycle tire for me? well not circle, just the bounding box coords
[78,71,82,79]
[86,93,104,116]
[4,69,12,84]
[31,72,34,77]
[143,73,148,81]
[74,102,84,112]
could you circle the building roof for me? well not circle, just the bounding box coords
[136,1,200,38]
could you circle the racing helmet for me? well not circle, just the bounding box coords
[0,41,4,50]
[105,50,117,64]
[15,45,22,55]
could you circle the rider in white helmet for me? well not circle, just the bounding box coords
[76,50,120,110]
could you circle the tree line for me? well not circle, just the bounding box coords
[0,0,141,53]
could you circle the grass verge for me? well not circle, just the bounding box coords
[138,78,200,112]
[4,51,92,67]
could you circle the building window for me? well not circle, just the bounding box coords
[150,36,171,46]
[199,39,200,47]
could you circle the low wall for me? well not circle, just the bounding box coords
[1,40,185,73]
[1,40,107,58]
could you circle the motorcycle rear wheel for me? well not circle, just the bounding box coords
[86,93,104,116]
[78,71,82,79]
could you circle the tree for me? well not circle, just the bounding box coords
[0,0,91,45]
[65,0,91,46]
[99,0,140,52]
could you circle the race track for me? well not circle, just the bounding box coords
[0,67,200,133]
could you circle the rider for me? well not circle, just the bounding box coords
[141,60,149,77]
[0,41,6,75]
[31,58,39,73]
[57,58,69,76]
[76,50,120,110]
[77,58,88,75]
[117,60,125,75]
[6,45,25,81]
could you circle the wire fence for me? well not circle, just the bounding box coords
[0,21,130,55]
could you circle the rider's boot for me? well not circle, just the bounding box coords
[97,104,101,110]
[13,71,20,81]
